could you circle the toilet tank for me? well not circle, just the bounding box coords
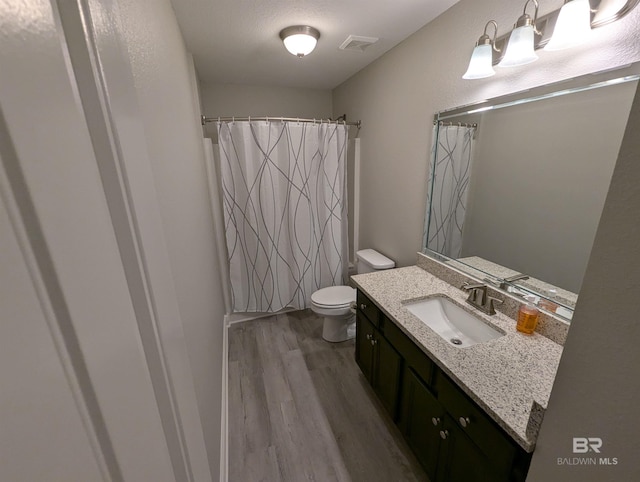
[356,249,395,274]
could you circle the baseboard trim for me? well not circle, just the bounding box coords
[219,318,229,482]
[225,308,297,326]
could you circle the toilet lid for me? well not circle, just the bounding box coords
[311,286,356,308]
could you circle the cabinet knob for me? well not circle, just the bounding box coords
[439,430,449,440]
[366,334,372,341]
[459,416,471,428]
[431,417,441,426]
[370,339,377,346]
[360,303,367,310]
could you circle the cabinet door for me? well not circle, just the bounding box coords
[437,416,504,482]
[355,314,376,382]
[372,332,403,420]
[398,367,445,481]
[436,372,517,477]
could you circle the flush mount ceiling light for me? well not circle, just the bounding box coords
[498,0,541,68]
[279,25,320,58]
[462,21,501,79]
[544,0,592,51]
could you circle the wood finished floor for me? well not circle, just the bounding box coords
[228,310,428,482]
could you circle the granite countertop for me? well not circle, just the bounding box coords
[351,266,564,452]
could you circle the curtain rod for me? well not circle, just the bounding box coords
[201,115,361,129]
[434,121,478,128]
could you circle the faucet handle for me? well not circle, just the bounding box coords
[504,273,529,283]
[500,273,530,290]
[486,296,503,315]
[461,282,485,290]
[461,282,487,305]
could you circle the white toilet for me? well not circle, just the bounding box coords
[311,249,395,342]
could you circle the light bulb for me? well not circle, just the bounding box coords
[498,25,538,67]
[283,34,318,57]
[463,44,496,79]
[545,0,592,51]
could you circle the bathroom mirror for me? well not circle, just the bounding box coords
[423,63,640,321]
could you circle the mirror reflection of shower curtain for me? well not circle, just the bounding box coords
[425,124,476,258]
[218,120,349,313]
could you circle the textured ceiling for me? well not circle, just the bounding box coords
[170,0,460,90]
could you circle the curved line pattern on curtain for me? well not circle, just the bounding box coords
[425,124,476,259]
[218,120,349,313]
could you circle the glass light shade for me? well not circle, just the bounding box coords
[498,25,538,67]
[283,34,318,57]
[462,44,496,79]
[544,0,592,51]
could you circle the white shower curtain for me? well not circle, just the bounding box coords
[218,120,349,313]
[425,124,476,258]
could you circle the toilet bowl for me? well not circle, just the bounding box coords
[311,249,395,342]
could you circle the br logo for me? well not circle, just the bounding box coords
[573,437,603,454]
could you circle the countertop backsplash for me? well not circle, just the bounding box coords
[416,252,570,345]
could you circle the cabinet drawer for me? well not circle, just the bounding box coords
[436,372,516,475]
[357,290,380,328]
[382,316,434,388]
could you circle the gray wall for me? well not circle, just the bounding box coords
[333,0,640,267]
[461,80,636,293]
[1,0,224,478]
[0,1,178,478]
[201,82,333,139]
[528,82,640,482]
[116,0,226,476]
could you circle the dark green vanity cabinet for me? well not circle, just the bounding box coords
[355,291,403,419]
[355,290,532,482]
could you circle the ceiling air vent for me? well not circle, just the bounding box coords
[339,35,379,52]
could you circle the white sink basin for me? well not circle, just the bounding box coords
[404,296,504,348]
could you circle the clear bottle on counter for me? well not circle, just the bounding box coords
[517,296,540,335]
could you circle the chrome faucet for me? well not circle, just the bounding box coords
[499,273,529,290]
[461,282,503,315]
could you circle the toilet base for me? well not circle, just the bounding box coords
[322,313,356,343]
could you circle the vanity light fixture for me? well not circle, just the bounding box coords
[544,0,592,51]
[463,0,640,79]
[279,26,320,58]
[498,0,541,68]
[462,21,501,79]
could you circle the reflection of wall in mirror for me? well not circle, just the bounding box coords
[459,80,637,293]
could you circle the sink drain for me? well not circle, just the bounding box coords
[450,338,463,346]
